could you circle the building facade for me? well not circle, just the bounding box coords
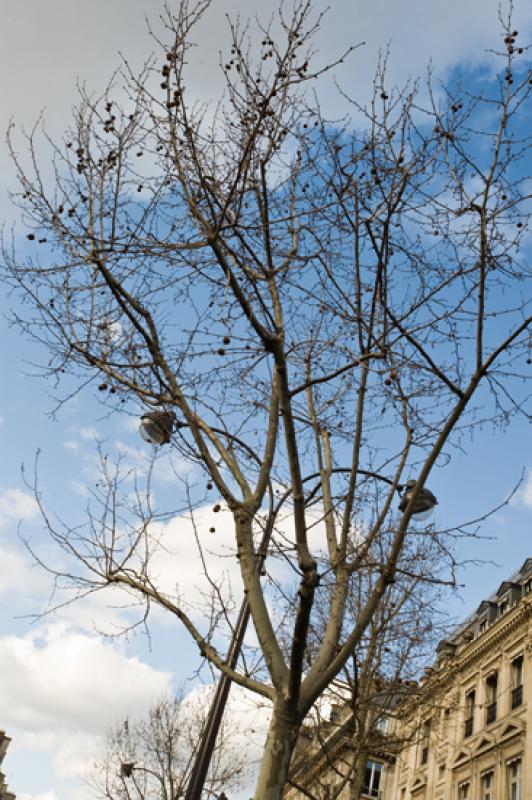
[0,732,15,800]
[286,558,532,800]
[286,706,397,799]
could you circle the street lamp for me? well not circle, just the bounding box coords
[138,410,176,445]
[120,762,135,778]
[398,480,438,521]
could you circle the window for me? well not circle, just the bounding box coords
[481,771,493,800]
[486,673,498,724]
[363,760,383,799]
[524,578,532,594]
[478,619,487,635]
[511,656,523,709]
[441,706,450,740]
[375,717,388,734]
[419,719,430,765]
[464,690,475,738]
[499,598,508,616]
[507,759,521,800]
[458,780,470,799]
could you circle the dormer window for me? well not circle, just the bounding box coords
[496,582,521,611]
[524,578,532,594]
[478,619,487,635]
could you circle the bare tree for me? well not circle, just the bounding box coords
[91,693,247,799]
[287,554,446,799]
[3,1,531,797]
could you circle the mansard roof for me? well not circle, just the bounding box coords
[447,556,532,646]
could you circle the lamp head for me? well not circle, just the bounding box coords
[138,410,176,445]
[398,479,438,520]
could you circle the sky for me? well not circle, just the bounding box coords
[0,1,531,798]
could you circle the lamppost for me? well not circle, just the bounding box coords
[138,411,438,799]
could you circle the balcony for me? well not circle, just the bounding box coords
[511,685,523,709]
[464,717,473,738]
[486,702,497,725]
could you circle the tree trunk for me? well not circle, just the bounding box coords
[348,749,367,800]
[253,700,300,800]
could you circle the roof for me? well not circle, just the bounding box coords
[445,557,532,645]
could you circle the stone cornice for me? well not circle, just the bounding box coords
[453,598,532,673]
[400,596,532,716]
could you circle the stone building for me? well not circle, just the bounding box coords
[285,558,532,800]
[0,732,15,800]
[286,702,398,799]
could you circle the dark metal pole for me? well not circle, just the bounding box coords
[184,523,272,800]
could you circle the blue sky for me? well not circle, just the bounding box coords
[0,1,531,798]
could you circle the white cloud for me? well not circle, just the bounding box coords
[56,583,148,636]
[0,533,139,633]
[52,733,98,781]
[0,623,172,735]
[15,731,56,751]
[69,479,89,497]
[120,415,143,434]
[145,505,240,621]
[79,427,99,441]
[1,0,530,225]
[143,502,329,638]
[19,793,60,800]
[0,616,173,800]
[12,680,271,800]
[0,488,39,530]
[152,451,192,484]
[113,440,191,484]
[518,470,532,509]
[63,441,79,452]
[0,544,49,598]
